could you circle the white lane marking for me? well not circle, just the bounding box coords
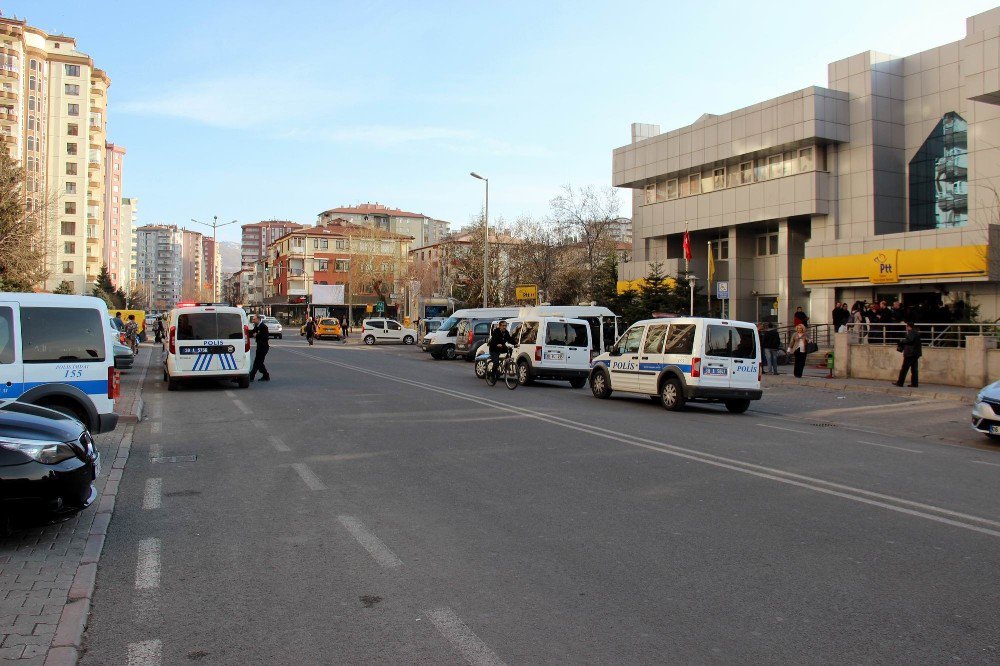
[291,463,326,491]
[231,399,252,415]
[281,348,1000,539]
[225,390,236,398]
[149,439,162,457]
[426,607,506,666]
[756,423,810,435]
[148,403,163,419]
[407,414,529,424]
[806,399,940,417]
[337,515,402,568]
[970,459,1000,468]
[127,639,162,666]
[150,421,162,434]
[857,440,923,453]
[250,419,266,430]
[269,436,291,452]
[135,538,161,590]
[142,478,162,509]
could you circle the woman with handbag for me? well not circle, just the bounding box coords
[787,324,810,378]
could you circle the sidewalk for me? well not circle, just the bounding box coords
[764,362,979,404]
[0,346,151,665]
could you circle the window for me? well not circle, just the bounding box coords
[710,238,729,261]
[664,324,696,355]
[645,183,655,204]
[474,323,490,335]
[768,154,783,179]
[619,326,645,354]
[66,142,77,155]
[798,147,814,172]
[64,64,80,76]
[783,152,796,176]
[544,322,588,347]
[643,324,668,354]
[315,259,328,271]
[387,321,401,331]
[63,241,76,254]
[519,321,539,345]
[176,313,244,340]
[64,202,76,214]
[334,259,349,272]
[756,232,778,257]
[713,167,726,190]
[739,161,753,185]
[21,307,105,363]
[65,182,76,194]
[666,179,678,199]
[706,324,731,358]
[28,75,35,91]
[335,239,346,249]
[65,162,77,175]
[67,103,79,116]
[67,123,78,136]
[62,261,74,274]
[0,306,14,364]
[688,173,701,195]
[27,96,34,111]
[732,326,757,360]
[61,221,75,235]
[64,83,80,95]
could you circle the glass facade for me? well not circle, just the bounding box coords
[909,112,968,230]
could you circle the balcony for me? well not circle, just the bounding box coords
[0,25,22,36]
[1,134,15,145]
[0,69,18,80]
[0,111,15,124]
[88,161,99,171]
[0,90,16,101]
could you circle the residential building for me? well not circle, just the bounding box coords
[241,220,304,266]
[179,229,205,300]
[103,142,126,286]
[134,224,182,311]
[317,203,449,249]
[0,16,117,293]
[202,235,220,301]
[120,196,137,285]
[614,7,1000,326]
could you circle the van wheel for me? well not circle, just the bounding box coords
[660,378,686,411]
[475,358,487,379]
[167,376,179,391]
[363,335,376,345]
[517,361,533,386]
[162,369,168,382]
[569,377,586,389]
[725,399,751,414]
[237,375,250,389]
[430,351,443,360]
[443,345,456,360]
[590,370,612,399]
[403,335,415,345]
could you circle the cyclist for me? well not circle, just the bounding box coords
[124,314,139,353]
[487,319,514,382]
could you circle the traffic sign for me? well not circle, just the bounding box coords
[375,300,386,313]
[716,281,729,300]
[515,284,538,301]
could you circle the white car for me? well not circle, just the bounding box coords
[510,316,592,388]
[262,316,283,339]
[972,380,1000,439]
[360,318,418,345]
[163,305,251,390]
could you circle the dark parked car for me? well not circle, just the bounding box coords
[454,318,497,361]
[0,401,100,535]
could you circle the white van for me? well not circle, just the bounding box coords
[424,307,520,359]
[163,305,251,390]
[0,293,119,433]
[511,316,593,388]
[589,316,762,413]
[518,305,620,354]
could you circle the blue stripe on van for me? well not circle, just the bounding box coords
[0,379,110,400]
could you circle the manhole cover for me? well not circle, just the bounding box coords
[151,455,197,463]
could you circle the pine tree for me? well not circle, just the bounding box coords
[53,280,75,294]
[92,264,124,308]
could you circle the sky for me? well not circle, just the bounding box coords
[5,0,999,244]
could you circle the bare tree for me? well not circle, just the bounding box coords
[346,224,410,316]
[445,216,521,306]
[549,184,623,301]
[513,216,562,302]
[0,145,50,291]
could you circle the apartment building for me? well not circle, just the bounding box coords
[241,220,304,266]
[103,142,126,286]
[135,224,182,311]
[202,235,220,300]
[317,203,449,249]
[180,229,204,300]
[615,7,1000,326]
[0,16,124,293]
[120,196,137,286]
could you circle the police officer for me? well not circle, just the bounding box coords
[487,319,513,382]
[248,314,271,382]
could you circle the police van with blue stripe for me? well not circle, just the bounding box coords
[163,304,251,390]
[589,316,762,413]
[0,293,120,433]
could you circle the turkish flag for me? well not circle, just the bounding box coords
[683,230,692,261]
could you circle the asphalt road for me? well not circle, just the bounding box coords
[80,340,1000,664]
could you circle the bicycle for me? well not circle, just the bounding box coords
[485,347,518,390]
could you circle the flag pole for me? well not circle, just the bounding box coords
[706,240,712,317]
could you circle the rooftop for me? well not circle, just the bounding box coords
[319,203,426,219]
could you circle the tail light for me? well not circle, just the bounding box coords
[169,326,176,355]
[468,330,474,345]
[108,367,120,399]
[244,324,251,352]
[535,346,542,362]
[691,357,701,377]
[119,332,125,344]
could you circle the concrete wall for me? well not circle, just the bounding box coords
[834,332,998,387]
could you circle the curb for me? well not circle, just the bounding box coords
[764,375,976,405]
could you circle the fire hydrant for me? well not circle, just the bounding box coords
[826,351,834,378]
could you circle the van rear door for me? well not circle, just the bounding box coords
[700,323,733,390]
[0,302,22,399]
[175,311,246,373]
[541,321,569,369]
[729,324,760,390]
[563,320,592,368]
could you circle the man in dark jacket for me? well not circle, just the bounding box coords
[793,307,809,327]
[759,322,782,375]
[487,319,514,381]
[249,315,271,382]
[893,321,921,387]
[832,303,849,331]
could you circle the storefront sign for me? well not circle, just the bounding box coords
[869,249,899,284]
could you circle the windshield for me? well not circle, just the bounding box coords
[177,313,245,340]
[438,316,460,332]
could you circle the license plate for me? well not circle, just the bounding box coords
[180,345,235,355]
[544,350,564,361]
[990,425,1000,435]
[704,366,728,376]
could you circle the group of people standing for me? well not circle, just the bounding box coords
[757,320,812,379]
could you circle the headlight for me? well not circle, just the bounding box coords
[0,437,77,464]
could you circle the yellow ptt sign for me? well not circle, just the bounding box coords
[515,284,538,301]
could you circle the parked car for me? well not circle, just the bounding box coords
[108,318,134,370]
[424,308,520,359]
[0,400,100,535]
[418,317,446,349]
[263,316,283,339]
[361,319,417,345]
[455,318,498,361]
[972,380,1000,439]
[162,304,251,390]
[509,316,593,388]
[315,318,343,340]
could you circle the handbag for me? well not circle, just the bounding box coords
[805,341,819,354]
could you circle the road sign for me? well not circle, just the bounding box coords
[375,301,386,313]
[365,304,374,313]
[716,281,729,300]
[515,284,538,301]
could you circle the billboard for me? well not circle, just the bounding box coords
[312,284,345,305]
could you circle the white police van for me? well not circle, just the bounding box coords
[589,316,762,413]
[0,293,119,433]
[163,304,251,390]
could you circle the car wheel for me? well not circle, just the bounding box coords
[0,511,11,538]
[590,370,612,399]
[569,377,587,389]
[517,361,533,386]
[364,335,376,345]
[403,335,415,345]
[430,351,442,359]
[443,345,456,360]
[660,378,685,411]
[725,399,751,414]
[278,334,283,339]
[42,402,88,427]
[475,358,487,379]
[162,369,168,382]
[167,376,179,391]
[238,375,251,389]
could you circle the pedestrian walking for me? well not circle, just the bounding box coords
[787,323,810,378]
[303,316,317,346]
[113,311,124,330]
[124,315,139,353]
[248,314,271,382]
[893,321,922,387]
[759,322,781,375]
[341,317,349,340]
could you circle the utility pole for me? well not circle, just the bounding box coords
[470,172,489,308]
[191,216,238,302]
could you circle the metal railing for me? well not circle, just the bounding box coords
[776,323,835,350]
[846,322,1000,348]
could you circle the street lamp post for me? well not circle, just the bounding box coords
[470,172,488,308]
[191,216,238,302]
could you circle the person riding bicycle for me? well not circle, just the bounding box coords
[487,319,514,381]
[124,314,139,353]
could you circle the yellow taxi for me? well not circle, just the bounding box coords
[314,317,343,340]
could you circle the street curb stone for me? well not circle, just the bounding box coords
[765,375,976,404]
[42,646,77,666]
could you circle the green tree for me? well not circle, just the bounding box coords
[92,264,124,308]
[0,144,49,291]
[53,280,75,295]
[612,263,705,327]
